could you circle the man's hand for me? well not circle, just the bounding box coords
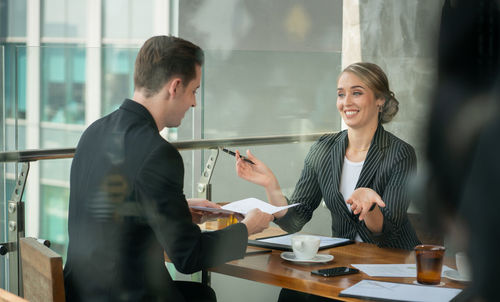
[241,208,274,235]
[187,198,229,224]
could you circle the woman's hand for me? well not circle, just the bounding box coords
[346,188,386,221]
[235,150,289,218]
[235,150,277,189]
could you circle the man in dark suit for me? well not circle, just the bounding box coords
[63,35,273,302]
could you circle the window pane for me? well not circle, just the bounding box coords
[41,45,86,124]
[0,46,4,289]
[5,123,25,154]
[0,0,27,38]
[130,0,153,39]
[40,184,70,259]
[3,44,27,119]
[103,0,153,39]
[42,0,86,38]
[102,47,137,115]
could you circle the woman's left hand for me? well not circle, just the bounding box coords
[346,188,386,221]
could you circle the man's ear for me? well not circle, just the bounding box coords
[167,78,182,98]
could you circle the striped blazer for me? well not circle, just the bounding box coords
[275,125,421,250]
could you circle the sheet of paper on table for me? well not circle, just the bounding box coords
[351,264,455,277]
[339,280,462,302]
[189,198,300,215]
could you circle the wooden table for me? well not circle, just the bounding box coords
[207,228,467,301]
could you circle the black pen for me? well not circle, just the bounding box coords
[221,148,255,165]
[244,249,272,256]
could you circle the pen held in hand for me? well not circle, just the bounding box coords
[221,148,255,165]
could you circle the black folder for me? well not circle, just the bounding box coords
[248,234,353,251]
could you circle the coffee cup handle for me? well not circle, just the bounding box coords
[292,240,303,251]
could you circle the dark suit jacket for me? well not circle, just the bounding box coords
[63,99,248,302]
[275,126,421,250]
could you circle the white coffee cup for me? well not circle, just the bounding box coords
[456,251,471,278]
[291,235,320,260]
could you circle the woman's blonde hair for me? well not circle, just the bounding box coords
[342,62,399,124]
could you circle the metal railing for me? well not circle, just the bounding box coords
[0,132,330,163]
[0,131,334,294]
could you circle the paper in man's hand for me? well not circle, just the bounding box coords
[189,197,299,215]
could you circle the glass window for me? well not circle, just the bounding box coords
[41,45,86,124]
[177,0,343,206]
[102,0,153,40]
[42,0,86,38]
[0,0,27,38]
[40,184,69,259]
[101,47,137,115]
[0,178,15,288]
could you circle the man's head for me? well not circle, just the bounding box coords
[134,35,204,98]
[133,36,204,128]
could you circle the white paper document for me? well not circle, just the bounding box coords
[190,198,300,215]
[258,233,351,248]
[339,280,462,302]
[351,264,454,278]
[222,198,300,215]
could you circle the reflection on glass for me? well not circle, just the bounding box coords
[41,45,86,124]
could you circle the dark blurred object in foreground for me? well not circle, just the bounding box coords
[424,0,500,301]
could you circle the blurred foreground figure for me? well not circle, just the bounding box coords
[424,0,500,300]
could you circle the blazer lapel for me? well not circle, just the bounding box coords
[330,131,347,190]
[330,132,352,216]
[356,125,389,188]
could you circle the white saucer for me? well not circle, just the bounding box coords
[443,270,471,282]
[280,252,334,263]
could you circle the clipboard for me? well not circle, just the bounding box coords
[248,233,353,251]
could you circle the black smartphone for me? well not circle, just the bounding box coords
[311,267,359,277]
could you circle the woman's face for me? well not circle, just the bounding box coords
[336,72,385,130]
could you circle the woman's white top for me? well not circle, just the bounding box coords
[339,156,364,242]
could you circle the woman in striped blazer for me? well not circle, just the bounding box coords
[236,62,421,251]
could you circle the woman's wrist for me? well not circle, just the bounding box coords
[263,174,280,192]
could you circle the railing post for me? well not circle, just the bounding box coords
[196,148,219,286]
[0,162,29,295]
[197,148,219,201]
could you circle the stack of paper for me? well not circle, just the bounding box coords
[339,280,462,302]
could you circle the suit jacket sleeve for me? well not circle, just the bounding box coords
[369,144,417,247]
[135,143,248,274]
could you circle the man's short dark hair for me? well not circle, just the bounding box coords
[134,35,204,97]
